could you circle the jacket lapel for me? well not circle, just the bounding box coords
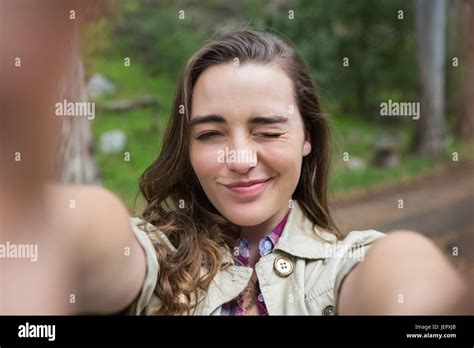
[196,264,253,315]
[273,201,336,260]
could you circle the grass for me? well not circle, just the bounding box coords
[90,58,173,210]
[328,114,473,195]
[93,109,162,210]
[89,58,473,209]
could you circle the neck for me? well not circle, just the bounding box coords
[240,204,289,246]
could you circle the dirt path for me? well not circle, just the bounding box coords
[330,162,474,271]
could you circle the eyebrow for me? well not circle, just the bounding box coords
[190,114,226,128]
[248,115,288,126]
[190,114,288,128]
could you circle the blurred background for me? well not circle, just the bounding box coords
[59,0,472,271]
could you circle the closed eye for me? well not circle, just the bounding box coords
[258,133,283,138]
[196,131,223,140]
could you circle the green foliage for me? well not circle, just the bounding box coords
[83,1,470,209]
[89,56,174,209]
[93,108,161,210]
[265,0,417,116]
[112,0,218,78]
[102,0,418,117]
[328,114,433,194]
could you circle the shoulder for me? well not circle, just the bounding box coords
[338,228,386,249]
[297,228,385,315]
[127,217,175,315]
[318,228,386,270]
[321,229,386,301]
[45,184,133,251]
[130,217,176,253]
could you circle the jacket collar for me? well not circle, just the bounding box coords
[218,200,337,262]
[272,200,337,260]
[202,200,336,314]
[144,199,335,262]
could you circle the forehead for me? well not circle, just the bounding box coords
[191,62,296,119]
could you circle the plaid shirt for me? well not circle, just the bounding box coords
[220,211,290,315]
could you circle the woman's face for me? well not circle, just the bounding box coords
[189,62,311,233]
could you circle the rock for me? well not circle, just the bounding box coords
[87,73,116,98]
[345,156,367,170]
[372,133,400,168]
[98,130,126,154]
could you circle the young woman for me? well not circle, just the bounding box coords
[125,29,467,315]
[2,26,466,315]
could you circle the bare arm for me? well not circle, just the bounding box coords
[1,185,147,315]
[338,230,469,314]
[0,1,146,315]
[64,185,147,314]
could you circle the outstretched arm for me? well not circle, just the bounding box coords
[337,230,469,314]
[64,185,148,314]
[1,184,147,315]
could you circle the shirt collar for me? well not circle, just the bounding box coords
[222,200,336,263]
[258,210,289,256]
[233,210,289,262]
[267,210,289,245]
[204,200,337,315]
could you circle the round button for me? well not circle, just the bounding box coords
[273,256,293,277]
[322,305,335,316]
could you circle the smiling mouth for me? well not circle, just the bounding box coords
[224,178,271,188]
[223,178,273,197]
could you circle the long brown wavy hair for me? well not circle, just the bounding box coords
[139,28,341,315]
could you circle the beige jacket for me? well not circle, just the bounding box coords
[128,201,385,315]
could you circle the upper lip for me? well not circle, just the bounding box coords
[224,178,271,188]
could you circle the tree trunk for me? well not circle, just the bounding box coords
[414,0,447,157]
[463,0,474,143]
[55,27,101,185]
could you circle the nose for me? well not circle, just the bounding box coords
[224,135,258,174]
[226,151,257,174]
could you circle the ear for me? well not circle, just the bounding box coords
[303,139,311,157]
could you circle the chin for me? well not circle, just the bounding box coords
[217,199,274,226]
[226,212,266,227]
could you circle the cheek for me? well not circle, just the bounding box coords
[262,142,304,178]
[189,143,220,181]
